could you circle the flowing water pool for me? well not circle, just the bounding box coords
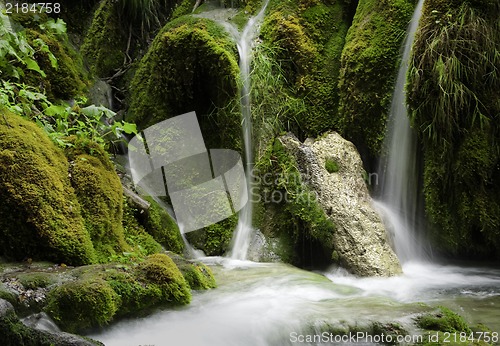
[89,258,500,345]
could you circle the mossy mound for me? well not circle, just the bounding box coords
[24,29,88,101]
[0,112,96,265]
[407,0,500,259]
[417,306,472,334]
[337,0,414,158]
[44,279,119,333]
[45,253,191,333]
[65,139,129,262]
[177,261,216,290]
[185,215,238,256]
[81,0,127,77]
[128,16,241,150]
[260,0,350,139]
[142,197,184,254]
[8,12,89,101]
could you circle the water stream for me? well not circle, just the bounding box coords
[375,0,426,262]
[87,1,500,344]
[89,259,500,345]
[228,0,270,260]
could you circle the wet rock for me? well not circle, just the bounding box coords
[0,298,103,346]
[279,132,402,276]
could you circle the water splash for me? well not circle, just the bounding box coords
[376,0,427,263]
[229,0,270,260]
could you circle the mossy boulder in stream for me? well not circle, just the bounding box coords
[45,253,191,333]
[128,16,241,150]
[0,112,96,265]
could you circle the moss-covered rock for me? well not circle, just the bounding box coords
[417,306,472,334]
[407,0,500,259]
[8,12,89,101]
[25,29,88,101]
[135,253,191,304]
[44,279,119,333]
[81,0,127,77]
[260,0,350,139]
[44,253,191,333]
[128,16,241,150]
[255,137,337,268]
[65,139,129,262]
[0,112,96,265]
[0,298,103,346]
[337,0,414,158]
[185,215,238,256]
[168,252,216,290]
[142,197,184,254]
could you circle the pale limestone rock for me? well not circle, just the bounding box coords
[280,132,402,276]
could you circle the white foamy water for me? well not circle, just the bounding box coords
[89,260,500,345]
[376,0,427,263]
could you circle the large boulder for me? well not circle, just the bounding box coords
[280,133,402,276]
[0,112,96,265]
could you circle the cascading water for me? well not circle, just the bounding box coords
[375,0,426,263]
[229,0,270,260]
[88,3,500,345]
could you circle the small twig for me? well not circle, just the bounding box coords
[124,24,133,66]
[2,114,12,128]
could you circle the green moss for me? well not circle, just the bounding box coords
[136,253,191,305]
[44,253,190,332]
[185,215,238,256]
[255,137,336,268]
[65,139,129,262]
[21,27,88,101]
[45,279,119,333]
[417,306,472,334]
[169,252,216,290]
[0,300,104,346]
[128,16,241,150]
[325,158,339,173]
[143,196,184,254]
[122,200,163,260]
[408,0,500,259]
[337,0,414,157]
[0,112,96,265]
[171,0,197,20]
[261,0,350,139]
[180,263,216,290]
[17,272,56,290]
[81,0,126,77]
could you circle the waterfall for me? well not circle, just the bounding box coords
[229,0,270,260]
[375,0,426,263]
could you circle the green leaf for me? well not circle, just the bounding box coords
[39,18,66,35]
[25,58,46,77]
[120,122,138,135]
[44,104,68,116]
